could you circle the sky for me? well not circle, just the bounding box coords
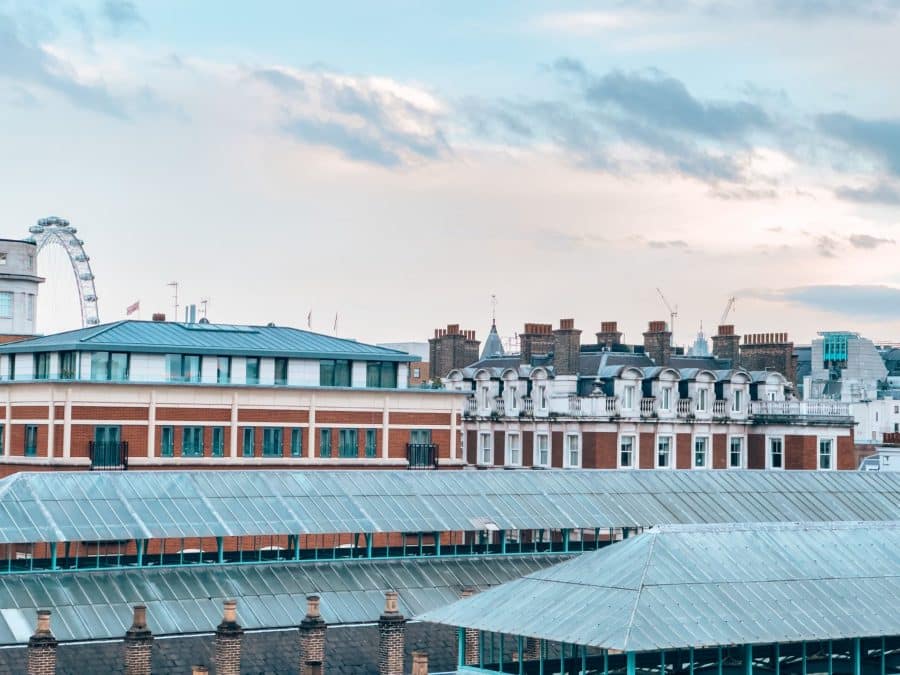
[4,1,900,349]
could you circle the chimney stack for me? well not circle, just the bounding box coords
[552,319,582,376]
[214,600,243,675]
[27,610,57,675]
[412,651,429,675]
[378,591,406,675]
[740,332,796,384]
[428,324,480,377]
[643,321,672,366]
[123,605,153,675]
[711,324,740,366]
[519,323,554,364]
[595,321,623,349]
[300,595,327,675]
[151,313,166,322]
[458,588,480,665]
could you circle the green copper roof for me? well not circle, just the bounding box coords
[419,521,900,652]
[0,320,415,361]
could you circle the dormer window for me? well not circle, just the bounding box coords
[660,386,672,411]
[537,384,548,410]
[508,384,518,411]
[697,388,709,412]
[623,385,635,410]
[732,388,743,412]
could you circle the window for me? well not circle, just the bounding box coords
[319,429,332,457]
[339,429,358,457]
[320,359,351,387]
[660,387,671,411]
[24,425,37,456]
[819,438,833,470]
[657,436,672,468]
[537,385,548,410]
[620,435,635,468]
[160,426,174,457]
[242,427,255,457]
[263,427,283,457]
[481,385,490,410]
[365,429,377,457]
[8,354,14,381]
[565,434,581,467]
[366,361,397,388]
[479,431,492,465]
[767,390,777,401]
[0,426,4,455]
[59,351,77,379]
[732,388,744,413]
[508,385,518,412]
[245,357,260,385]
[694,437,709,469]
[91,352,129,381]
[412,367,420,379]
[0,253,6,265]
[25,294,34,321]
[274,358,288,386]
[216,356,231,384]
[768,437,784,469]
[165,354,201,383]
[33,353,49,380]
[697,388,709,412]
[182,427,203,457]
[506,432,521,466]
[0,292,11,318]
[211,427,225,457]
[729,436,744,469]
[623,385,635,410]
[535,433,549,466]
[291,428,303,457]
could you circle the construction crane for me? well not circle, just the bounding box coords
[719,296,736,326]
[655,288,678,346]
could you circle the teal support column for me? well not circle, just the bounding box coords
[660,649,666,675]
[801,642,807,675]
[560,643,565,675]
[434,532,441,556]
[626,652,636,675]
[827,641,832,675]
[518,636,524,675]
[417,532,423,556]
[623,527,630,539]
[745,644,753,675]
[563,529,570,552]
[581,646,587,675]
[775,643,781,675]
[49,542,57,571]
[689,647,694,675]
[294,534,301,560]
[501,530,507,554]
[457,627,465,668]
[479,631,485,669]
[717,646,723,675]
[499,634,504,674]
[539,639,545,675]
[366,533,373,559]
[604,649,609,675]
[853,638,861,675]
[217,536,224,564]
[136,539,145,567]
[882,637,886,675]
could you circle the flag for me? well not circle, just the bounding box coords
[126,300,140,316]
[307,310,312,329]
[333,313,338,334]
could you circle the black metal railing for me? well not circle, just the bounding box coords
[88,441,129,471]
[407,443,439,469]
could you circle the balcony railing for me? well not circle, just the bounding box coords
[522,397,534,415]
[464,397,478,416]
[712,399,728,417]
[749,400,851,418]
[89,441,128,471]
[493,397,506,416]
[676,398,693,417]
[407,443,439,469]
[568,395,582,416]
[640,397,656,417]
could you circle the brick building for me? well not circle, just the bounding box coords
[428,324,479,379]
[0,320,467,474]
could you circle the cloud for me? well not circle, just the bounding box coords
[848,233,895,249]
[817,112,900,175]
[647,239,688,249]
[814,235,839,258]
[253,68,307,94]
[710,186,778,200]
[99,0,146,34]
[834,181,900,204]
[746,284,900,319]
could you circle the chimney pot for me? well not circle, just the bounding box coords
[223,599,237,624]
[306,595,321,618]
[307,661,323,675]
[192,667,209,675]
[412,651,429,675]
[131,605,147,630]
[384,591,399,614]
[152,312,166,322]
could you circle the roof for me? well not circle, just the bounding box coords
[480,323,505,360]
[0,320,415,361]
[0,554,565,644]
[3,469,900,544]
[419,521,900,652]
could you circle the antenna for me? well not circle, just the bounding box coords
[655,287,678,346]
[719,296,736,325]
[491,294,497,327]
[167,282,179,322]
[200,298,209,320]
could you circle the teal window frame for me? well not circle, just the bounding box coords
[59,351,77,380]
[91,351,130,381]
[216,356,231,384]
[211,427,225,457]
[365,429,377,457]
[319,428,331,457]
[274,358,288,385]
[366,361,397,388]
[160,426,174,457]
[339,429,358,458]
[245,358,260,385]
[242,427,255,457]
[262,427,283,457]
[290,428,302,457]
[182,426,204,457]
[24,425,37,457]
[166,354,201,383]
[33,353,49,380]
[320,359,351,387]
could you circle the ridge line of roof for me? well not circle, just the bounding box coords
[622,531,657,651]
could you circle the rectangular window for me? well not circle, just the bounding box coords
[339,429,358,457]
[24,425,37,456]
[274,358,288,386]
[537,385,548,410]
[165,354,200,383]
[8,354,14,381]
[319,428,332,457]
[90,352,129,381]
[33,353,49,380]
[182,426,203,457]
[365,429,377,457]
[245,357,260,385]
[216,356,231,384]
[0,292,11,318]
[25,294,34,321]
[263,427,283,457]
[211,427,225,457]
[694,437,709,469]
[242,427,255,457]
[697,388,709,412]
[0,426,4,455]
[620,435,635,468]
[660,387,671,411]
[506,432,521,465]
[819,438,833,470]
[479,431,492,465]
[59,351,77,379]
[732,388,744,412]
[536,433,549,466]
[320,359,351,387]
[623,385,635,410]
[729,437,744,469]
[412,367,420,379]
[769,437,783,469]
[508,385,518,411]
[565,434,580,467]
[366,361,397,388]
[657,436,672,468]
[160,426,174,457]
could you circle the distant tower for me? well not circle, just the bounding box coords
[480,294,505,360]
[0,239,44,337]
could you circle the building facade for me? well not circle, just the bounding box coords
[0,320,466,475]
[0,238,42,338]
[446,319,856,471]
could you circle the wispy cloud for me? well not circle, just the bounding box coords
[835,181,900,204]
[745,284,900,319]
[99,0,146,35]
[817,112,900,175]
[848,233,895,249]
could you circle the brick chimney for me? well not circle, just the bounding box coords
[458,588,479,665]
[740,332,795,383]
[214,600,243,675]
[428,324,480,377]
[151,313,166,322]
[524,638,541,660]
[27,610,57,675]
[300,595,327,675]
[552,319,581,375]
[123,605,153,675]
[595,321,622,349]
[378,591,406,675]
[711,324,740,366]
[643,320,672,366]
[519,323,554,364]
[412,651,429,675]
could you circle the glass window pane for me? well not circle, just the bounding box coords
[290,428,302,457]
[381,362,396,388]
[335,360,351,387]
[91,352,110,380]
[320,360,335,386]
[217,356,231,384]
[366,362,380,388]
[319,429,331,457]
[0,292,11,318]
[109,353,129,381]
[274,359,288,385]
[212,427,224,457]
[242,427,255,456]
[165,354,182,382]
[59,351,77,379]
[246,358,260,385]
[183,355,200,383]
